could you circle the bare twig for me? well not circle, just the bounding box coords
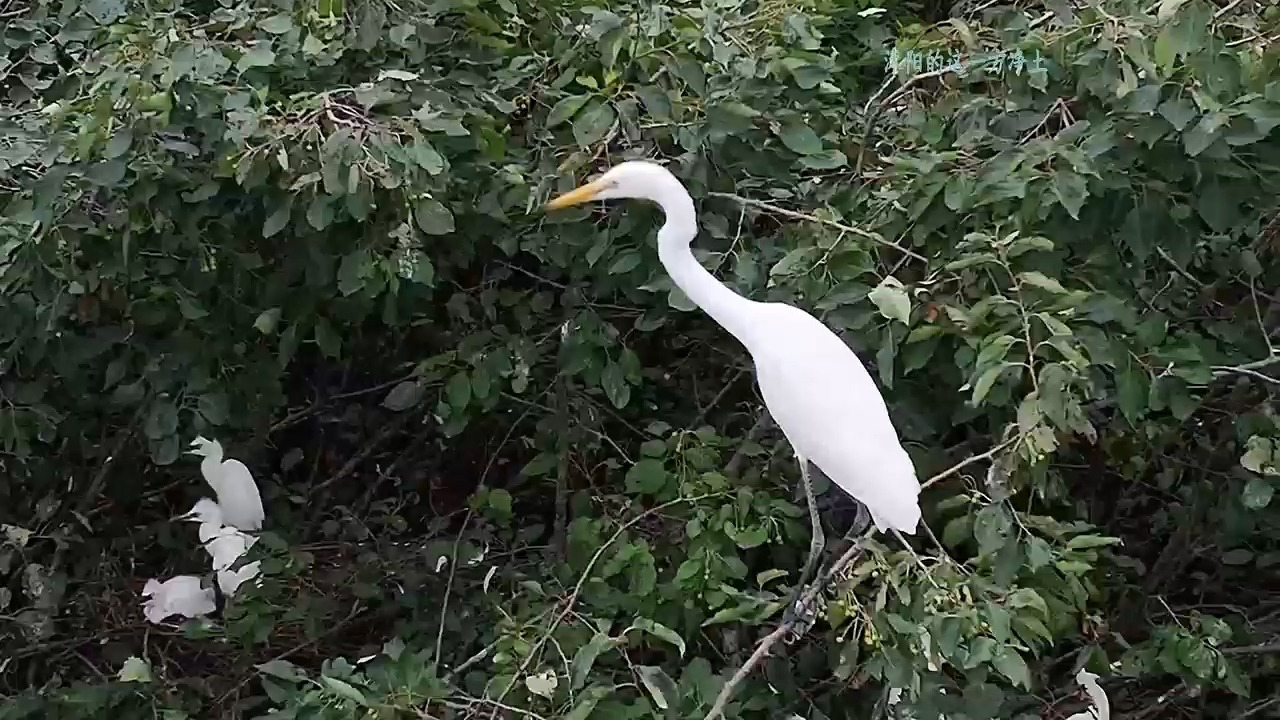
[1212,364,1280,386]
[434,510,473,671]
[72,403,149,518]
[268,372,418,433]
[1221,641,1280,656]
[552,375,572,557]
[313,414,411,491]
[707,192,929,263]
[1235,696,1280,720]
[920,436,1019,491]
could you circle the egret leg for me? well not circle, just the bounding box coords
[781,457,825,633]
[796,457,825,592]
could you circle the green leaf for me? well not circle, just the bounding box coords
[314,319,341,358]
[254,307,282,335]
[1158,97,1197,130]
[337,251,369,296]
[942,515,973,547]
[415,198,455,235]
[446,372,472,409]
[973,504,1011,556]
[634,665,677,710]
[117,656,152,683]
[868,276,911,325]
[1017,271,1068,294]
[776,122,823,155]
[969,364,1009,406]
[1065,534,1122,550]
[306,195,333,230]
[1242,477,1274,510]
[1183,115,1222,156]
[1006,588,1049,617]
[625,459,668,494]
[257,659,307,682]
[259,14,295,33]
[601,362,630,409]
[564,686,614,720]
[262,202,291,238]
[1242,437,1276,475]
[488,488,513,517]
[626,618,686,657]
[144,400,179,440]
[1051,172,1087,219]
[320,676,369,706]
[608,252,642,275]
[570,635,615,690]
[382,381,424,411]
[237,44,276,71]
[524,671,559,700]
[104,129,133,159]
[993,647,1032,689]
[571,102,616,147]
[547,95,591,128]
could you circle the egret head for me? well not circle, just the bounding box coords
[186,436,223,459]
[179,498,224,525]
[545,161,684,210]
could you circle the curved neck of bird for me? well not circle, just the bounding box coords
[1084,685,1109,719]
[200,454,222,484]
[654,186,759,347]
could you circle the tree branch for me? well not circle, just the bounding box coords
[702,438,1016,720]
[707,192,929,263]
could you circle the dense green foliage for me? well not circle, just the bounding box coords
[3,0,1279,718]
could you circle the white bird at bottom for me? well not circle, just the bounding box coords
[141,576,216,625]
[546,161,923,595]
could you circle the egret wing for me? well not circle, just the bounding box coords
[215,459,265,531]
[752,306,920,530]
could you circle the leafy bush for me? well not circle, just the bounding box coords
[2,0,1278,718]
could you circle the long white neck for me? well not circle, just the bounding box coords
[201,454,222,489]
[652,183,760,347]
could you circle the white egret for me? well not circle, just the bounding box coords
[1064,668,1110,720]
[180,497,262,597]
[141,575,216,624]
[187,436,264,532]
[546,161,922,592]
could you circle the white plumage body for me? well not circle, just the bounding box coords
[749,302,921,533]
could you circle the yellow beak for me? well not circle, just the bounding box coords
[545,179,611,211]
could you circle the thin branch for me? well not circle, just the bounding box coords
[1211,364,1280,386]
[1221,642,1280,656]
[433,510,472,671]
[268,372,418,433]
[703,529,873,720]
[921,436,1019,491]
[707,192,929,263]
[703,439,1016,720]
[492,493,723,707]
[72,403,149,518]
